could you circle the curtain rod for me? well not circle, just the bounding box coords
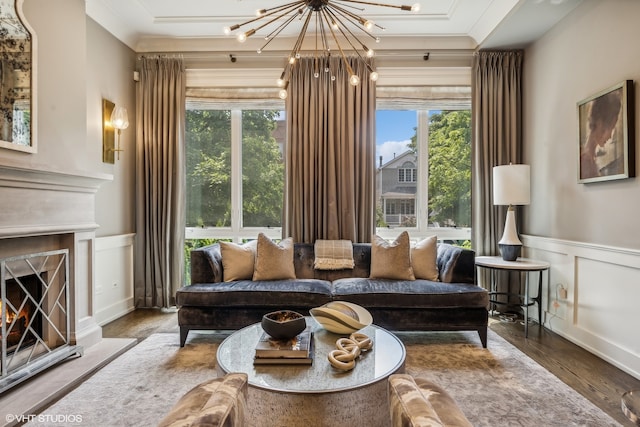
[138,49,474,60]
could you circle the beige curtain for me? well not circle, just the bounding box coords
[134,57,186,308]
[284,56,376,243]
[471,50,524,257]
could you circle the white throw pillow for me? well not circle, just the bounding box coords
[219,240,257,282]
[411,235,439,281]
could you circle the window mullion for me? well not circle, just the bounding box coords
[417,110,429,233]
[231,110,243,241]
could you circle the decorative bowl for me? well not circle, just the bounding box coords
[309,301,373,334]
[261,310,306,340]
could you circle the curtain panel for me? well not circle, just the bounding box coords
[134,57,186,308]
[471,50,523,299]
[471,50,524,257]
[284,56,376,243]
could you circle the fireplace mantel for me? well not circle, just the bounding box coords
[0,164,112,238]
[0,164,113,350]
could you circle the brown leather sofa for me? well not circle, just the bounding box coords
[177,243,488,347]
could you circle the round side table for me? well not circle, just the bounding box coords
[622,390,639,425]
[475,256,550,338]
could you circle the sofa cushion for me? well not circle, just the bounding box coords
[177,279,333,307]
[331,278,488,309]
[220,240,257,282]
[253,233,296,281]
[158,372,248,427]
[370,231,415,280]
[411,236,439,281]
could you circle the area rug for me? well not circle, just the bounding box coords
[28,330,620,427]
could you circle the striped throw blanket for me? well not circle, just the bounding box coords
[314,240,354,270]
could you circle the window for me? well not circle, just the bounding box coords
[398,162,416,183]
[185,106,285,242]
[375,109,471,242]
[185,86,471,246]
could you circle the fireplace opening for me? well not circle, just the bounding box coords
[0,248,80,393]
[1,274,43,354]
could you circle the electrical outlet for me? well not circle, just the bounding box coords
[558,285,568,300]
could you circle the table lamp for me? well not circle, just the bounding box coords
[493,164,530,261]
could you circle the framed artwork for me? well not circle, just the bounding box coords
[578,80,635,183]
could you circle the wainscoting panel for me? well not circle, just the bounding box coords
[522,235,640,380]
[95,234,135,325]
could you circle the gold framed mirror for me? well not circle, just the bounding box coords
[0,0,37,153]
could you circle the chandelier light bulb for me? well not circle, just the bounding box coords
[223,26,231,36]
[366,49,375,58]
[237,33,247,43]
[289,56,296,65]
[370,71,379,81]
[256,9,266,17]
[349,75,360,86]
[278,89,288,99]
[412,3,421,12]
[364,20,375,31]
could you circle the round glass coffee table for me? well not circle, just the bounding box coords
[217,319,405,427]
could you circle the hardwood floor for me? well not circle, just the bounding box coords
[103,309,640,426]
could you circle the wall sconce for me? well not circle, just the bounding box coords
[111,106,129,161]
[102,99,129,163]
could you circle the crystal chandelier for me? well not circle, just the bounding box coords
[224,1,420,99]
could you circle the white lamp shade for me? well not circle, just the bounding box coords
[110,106,129,130]
[493,164,530,206]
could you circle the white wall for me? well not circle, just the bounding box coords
[86,17,137,237]
[95,234,135,325]
[523,0,640,379]
[0,0,93,174]
[0,1,137,325]
[86,17,137,320]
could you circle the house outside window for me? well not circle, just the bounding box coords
[398,162,417,183]
[375,108,471,244]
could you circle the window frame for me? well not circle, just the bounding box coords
[375,109,471,243]
[184,83,472,244]
[185,108,284,243]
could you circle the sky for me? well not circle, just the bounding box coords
[376,110,416,166]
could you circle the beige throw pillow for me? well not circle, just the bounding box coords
[219,240,257,282]
[253,233,296,281]
[411,235,439,281]
[370,231,415,280]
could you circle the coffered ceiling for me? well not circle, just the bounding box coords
[86,0,582,58]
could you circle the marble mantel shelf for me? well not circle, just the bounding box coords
[0,164,113,193]
[0,164,113,239]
